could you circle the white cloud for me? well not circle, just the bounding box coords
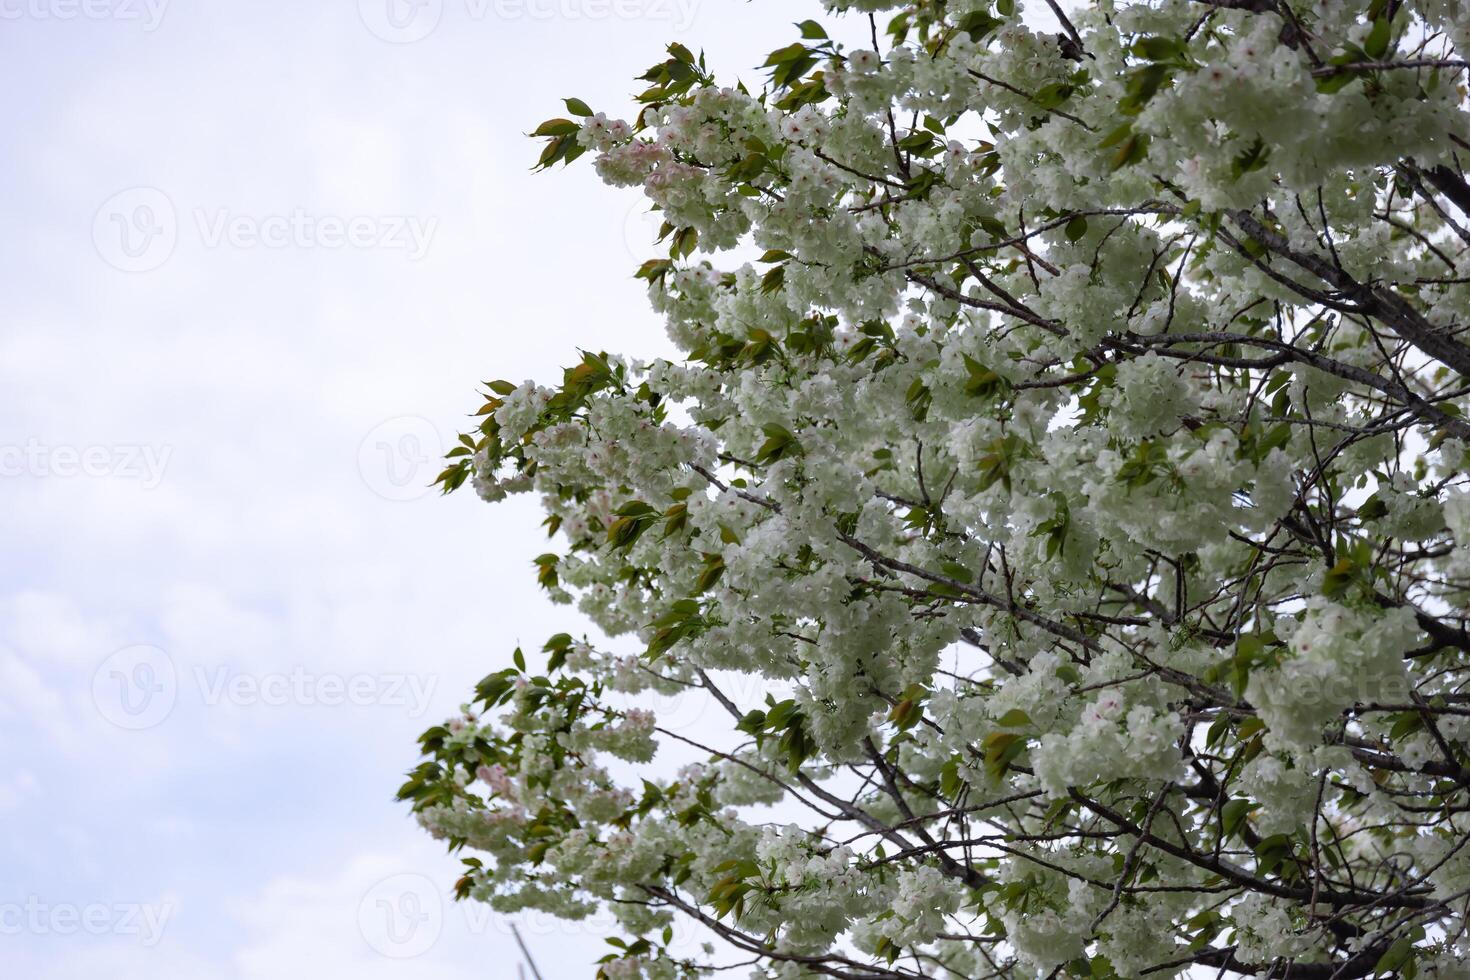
[0,1,853,975]
[0,767,39,813]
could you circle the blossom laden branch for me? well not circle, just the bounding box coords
[402,2,1470,977]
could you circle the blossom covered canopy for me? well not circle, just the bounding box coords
[399,0,1470,976]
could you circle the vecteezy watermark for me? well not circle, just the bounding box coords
[357,0,699,43]
[357,0,442,43]
[92,187,437,272]
[193,209,436,261]
[358,416,444,502]
[0,898,174,947]
[0,440,172,488]
[92,645,179,730]
[195,666,437,715]
[358,874,443,958]
[0,0,168,30]
[92,187,177,273]
[92,647,440,730]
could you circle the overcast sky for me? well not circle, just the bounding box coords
[0,1,1096,976]
[0,2,848,975]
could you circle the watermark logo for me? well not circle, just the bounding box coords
[194,666,437,715]
[0,898,173,946]
[93,188,437,272]
[93,187,176,273]
[359,0,443,42]
[623,199,668,265]
[193,209,436,260]
[93,648,438,730]
[358,873,442,958]
[0,0,169,30]
[0,440,172,488]
[92,645,178,731]
[359,416,443,502]
[358,0,699,43]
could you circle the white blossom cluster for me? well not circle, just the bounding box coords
[399,1,1470,977]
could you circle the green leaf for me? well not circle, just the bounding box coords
[1108,131,1151,171]
[1119,64,1171,114]
[1316,70,1359,94]
[962,354,1010,399]
[636,258,673,284]
[543,633,573,672]
[1230,136,1270,181]
[976,433,1029,493]
[897,131,937,153]
[564,97,593,117]
[1221,798,1257,840]
[755,423,802,463]
[607,509,658,551]
[763,42,818,90]
[1322,557,1358,598]
[532,118,579,137]
[1098,124,1133,149]
[1357,494,1388,521]
[760,264,786,294]
[983,731,1026,779]
[957,10,1002,40]
[694,554,726,593]
[1132,36,1186,61]
[940,755,964,797]
[889,697,922,730]
[939,560,973,583]
[661,502,690,539]
[1031,82,1074,110]
[906,378,932,421]
[1252,833,1295,875]
[1364,16,1392,60]
[1374,936,1414,976]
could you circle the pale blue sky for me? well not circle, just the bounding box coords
[0,2,830,976]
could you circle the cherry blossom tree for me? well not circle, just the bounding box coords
[398,1,1470,975]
